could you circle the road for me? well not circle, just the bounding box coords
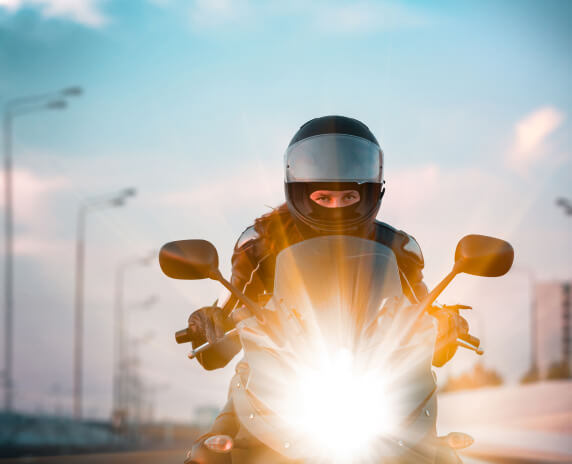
[4,383,570,463]
[0,449,185,464]
[0,450,569,464]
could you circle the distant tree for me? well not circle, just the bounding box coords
[520,365,540,384]
[442,362,504,392]
[546,360,571,380]
[193,405,221,431]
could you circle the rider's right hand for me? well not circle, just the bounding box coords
[187,306,226,347]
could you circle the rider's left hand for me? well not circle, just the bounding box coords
[431,306,470,367]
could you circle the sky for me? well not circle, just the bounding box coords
[0,0,571,422]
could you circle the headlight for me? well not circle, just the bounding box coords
[236,296,437,463]
[282,348,395,463]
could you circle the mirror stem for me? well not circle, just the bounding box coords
[403,262,462,343]
[210,269,266,321]
[419,263,461,314]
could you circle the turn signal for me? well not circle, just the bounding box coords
[445,432,474,449]
[204,434,234,453]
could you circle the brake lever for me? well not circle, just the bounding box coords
[428,304,472,317]
[456,337,484,355]
[441,304,472,312]
[187,306,285,359]
[188,328,239,359]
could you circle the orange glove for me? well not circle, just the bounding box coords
[187,306,226,348]
[432,306,470,367]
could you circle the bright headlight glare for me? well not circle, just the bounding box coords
[282,348,394,462]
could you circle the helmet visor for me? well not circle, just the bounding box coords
[285,134,383,183]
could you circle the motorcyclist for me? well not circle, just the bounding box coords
[187,115,468,371]
[186,115,470,464]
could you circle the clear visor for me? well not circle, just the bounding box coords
[285,134,383,183]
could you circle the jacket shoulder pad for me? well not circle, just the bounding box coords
[374,221,424,268]
[234,225,260,251]
[400,231,424,267]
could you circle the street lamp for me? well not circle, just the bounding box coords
[141,382,169,424]
[556,197,572,216]
[130,294,159,311]
[112,251,156,422]
[73,188,136,421]
[125,331,155,427]
[61,87,83,97]
[2,88,82,413]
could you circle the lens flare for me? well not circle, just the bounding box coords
[283,347,394,462]
[233,237,438,463]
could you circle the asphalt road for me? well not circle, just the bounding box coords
[0,450,569,464]
[0,449,186,464]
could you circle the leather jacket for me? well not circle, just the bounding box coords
[195,203,428,370]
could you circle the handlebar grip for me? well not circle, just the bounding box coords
[188,328,239,359]
[175,328,191,344]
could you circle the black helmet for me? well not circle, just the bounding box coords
[284,115,384,235]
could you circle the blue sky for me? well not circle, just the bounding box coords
[0,0,571,421]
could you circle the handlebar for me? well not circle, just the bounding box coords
[174,325,239,359]
[187,328,239,359]
[175,309,238,346]
[431,304,483,355]
[179,330,484,357]
[176,308,484,357]
[175,327,192,344]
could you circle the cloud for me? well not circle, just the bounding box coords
[316,2,378,33]
[189,0,249,28]
[315,1,431,34]
[0,0,108,27]
[508,106,565,173]
[160,160,283,225]
[380,163,526,277]
[384,164,440,211]
[12,235,68,255]
[0,168,70,229]
[147,0,172,5]
[187,0,432,33]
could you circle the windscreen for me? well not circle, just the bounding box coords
[273,235,402,345]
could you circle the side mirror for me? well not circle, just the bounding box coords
[454,234,514,277]
[411,234,515,327]
[159,239,219,280]
[159,239,266,322]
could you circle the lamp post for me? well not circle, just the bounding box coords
[556,197,572,216]
[73,188,136,421]
[131,294,159,311]
[2,87,82,412]
[112,252,156,423]
[125,331,154,427]
[142,382,169,424]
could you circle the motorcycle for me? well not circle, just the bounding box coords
[159,234,513,464]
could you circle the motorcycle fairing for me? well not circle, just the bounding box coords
[231,236,438,462]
